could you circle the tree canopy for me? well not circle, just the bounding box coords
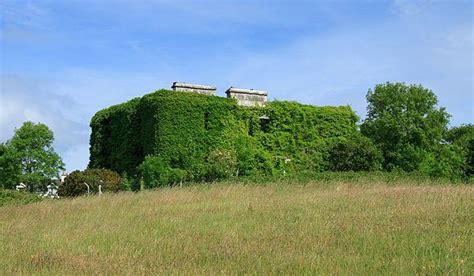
[1,122,64,191]
[361,82,450,172]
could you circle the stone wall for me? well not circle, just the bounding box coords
[171,82,216,96]
[225,87,268,107]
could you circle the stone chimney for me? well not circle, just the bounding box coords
[225,87,268,107]
[171,82,216,96]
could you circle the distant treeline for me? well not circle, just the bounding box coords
[88,82,473,188]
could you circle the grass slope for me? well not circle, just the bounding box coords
[0,181,472,274]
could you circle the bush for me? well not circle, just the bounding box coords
[138,156,187,188]
[419,144,466,180]
[120,172,132,191]
[328,133,383,172]
[59,169,122,197]
[0,189,43,207]
[445,124,474,177]
[206,148,238,180]
[234,135,275,177]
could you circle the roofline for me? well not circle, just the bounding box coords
[225,87,268,96]
[172,82,216,91]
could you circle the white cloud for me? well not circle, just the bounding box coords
[0,74,89,170]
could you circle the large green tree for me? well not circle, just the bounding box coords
[3,122,65,191]
[361,82,450,172]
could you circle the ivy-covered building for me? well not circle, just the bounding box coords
[89,83,358,182]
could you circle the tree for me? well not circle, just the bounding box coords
[419,144,465,180]
[7,122,65,191]
[328,133,383,172]
[0,143,21,189]
[445,124,474,177]
[361,83,450,172]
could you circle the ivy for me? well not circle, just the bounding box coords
[89,90,358,182]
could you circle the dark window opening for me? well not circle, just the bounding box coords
[259,115,270,132]
[204,112,210,130]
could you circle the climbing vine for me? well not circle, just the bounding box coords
[89,90,359,184]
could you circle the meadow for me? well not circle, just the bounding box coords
[1,179,472,274]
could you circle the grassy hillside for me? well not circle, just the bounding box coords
[0,181,472,274]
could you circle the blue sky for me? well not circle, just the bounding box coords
[1,0,473,171]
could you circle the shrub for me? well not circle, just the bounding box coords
[445,124,474,177]
[234,135,275,177]
[328,133,383,172]
[138,156,187,188]
[419,144,466,180]
[206,148,238,180]
[59,169,122,197]
[120,172,132,191]
[0,189,43,207]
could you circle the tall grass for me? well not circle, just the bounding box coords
[0,189,43,207]
[0,180,472,274]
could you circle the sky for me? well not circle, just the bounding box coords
[0,0,473,172]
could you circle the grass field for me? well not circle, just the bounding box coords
[1,180,472,274]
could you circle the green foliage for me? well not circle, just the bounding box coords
[0,143,21,189]
[445,124,474,177]
[138,91,239,180]
[249,101,358,174]
[328,133,383,172]
[120,172,132,191]
[419,144,466,180]
[233,135,275,177]
[59,169,122,197]
[89,90,358,186]
[2,122,64,191]
[0,189,43,207]
[206,148,238,180]
[89,98,142,176]
[89,85,473,183]
[138,155,187,188]
[361,82,450,172]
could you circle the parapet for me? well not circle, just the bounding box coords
[172,82,217,96]
[225,87,268,107]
